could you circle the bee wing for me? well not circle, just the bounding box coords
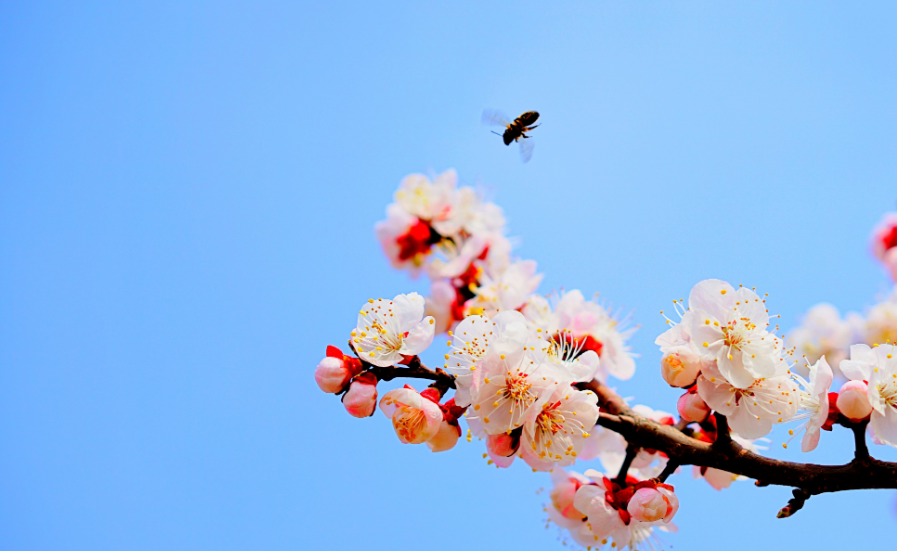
[481,109,510,127]
[519,137,534,163]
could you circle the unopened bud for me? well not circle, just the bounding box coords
[837,380,872,421]
[486,432,520,457]
[660,346,702,388]
[627,488,668,523]
[315,357,352,393]
[342,372,378,418]
[677,388,710,422]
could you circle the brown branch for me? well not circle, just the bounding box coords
[657,460,680,483]
[713,412,733,449]
[777,488,811,518]
[850,420,870,462]
[356,349,456,390]
[614,444,639,486]
[581,379,897,496]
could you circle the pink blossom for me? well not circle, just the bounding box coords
[486,432,520,457]
[314,346,362,394]
[627,487,678,523]
[379,386,444,444]
[677,388,710,423]
[661,346,703,387]
[426,419,461,452]
[549,470,589,523]
[342,372,378,418]
[694,466,738,490]
[837,380,873,421]
[871,213,897,281]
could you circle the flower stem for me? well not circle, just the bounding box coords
[615,444,639,487]
[851,420,870,462]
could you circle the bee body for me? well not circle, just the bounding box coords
[482,109,541,162]
[502,111,540,145]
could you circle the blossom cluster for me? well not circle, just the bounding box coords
[657,278,897,453]
[312,170,897,550]
[374,169,537,332]
[785,213,897,372]
[546,469,678,550]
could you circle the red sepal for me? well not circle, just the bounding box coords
[882,224,897,251]
[822,392,841,431]
[326,345,343,359]
[441,398,468,424]
[352,372,378,386]
[420,388,442,404]
[344,357,363,377]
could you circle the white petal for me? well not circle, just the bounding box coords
[400,317,436,356]
[393,292,426,331]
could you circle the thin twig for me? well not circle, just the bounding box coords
[658,460,680,483]
[851,420,870,462]
[777,488,811,518]
[615,444,639,487]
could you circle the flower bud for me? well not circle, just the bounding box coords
[315,346,363,394]
[486,432,520,457]
[677,388,710,422]
[315,357,352,393]
[627,488,668,523]
[837,380,872,421]
[660,346,702,388]
[426,420,461,452]
[657,486,679,522]
[342,372,378,418]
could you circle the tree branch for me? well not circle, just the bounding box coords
[850,420,870,462]
[353,348,456,390]
[581,379,897,496]
[614,444,639,486]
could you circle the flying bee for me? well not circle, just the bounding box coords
[482,109,540,163]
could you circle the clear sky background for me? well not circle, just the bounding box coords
[2,2,896,550]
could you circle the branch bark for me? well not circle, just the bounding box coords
[581,379,897,496]
[355,351,456,390]
[353,352,897,497]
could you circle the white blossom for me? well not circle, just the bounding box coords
[696,360,798,439]
[687,279,785,389]
[351,293,435,367]
[785,303,857,376]
[523,290,637,382]
[787,356,834,452]
[840,343,897,447]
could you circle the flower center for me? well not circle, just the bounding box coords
[504,370,533,402]
[536,401,564,434]
[876,380,897,408]
[393,406,427,441]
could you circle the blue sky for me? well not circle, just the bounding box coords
[2,2,896,550]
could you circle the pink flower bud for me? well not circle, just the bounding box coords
[426,420,461,452]
[677,388,710,422]
[660,346,702,388]
[315,346,363,394]
[657,486,679,522]
[486,432,520,457]
[342,372,378,418]
[315,357,352,393]
[627,488,669,523]
[837,380,873,421]
[550,476,586,520]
